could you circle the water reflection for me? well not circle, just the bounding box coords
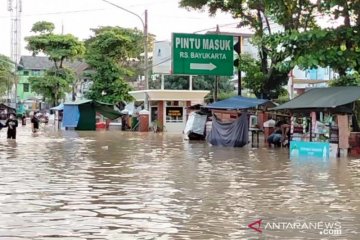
[0,127,358,239]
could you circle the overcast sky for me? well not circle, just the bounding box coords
[0,0,246,57]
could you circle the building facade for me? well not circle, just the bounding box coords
[289,66,336,97]
[17,56,90,106]
[17,56,53,102]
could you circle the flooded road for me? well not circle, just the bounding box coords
[0,126,359,239]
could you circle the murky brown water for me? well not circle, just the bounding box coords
[0,125,359,239]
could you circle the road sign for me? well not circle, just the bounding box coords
[172,33,234,76]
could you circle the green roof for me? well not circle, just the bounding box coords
[64,99,92,105]
[64,99,122,120]
[272,87,360,113]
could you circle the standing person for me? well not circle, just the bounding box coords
[5,113,18,139]
[31,112,40,133]
[21,115,26,126]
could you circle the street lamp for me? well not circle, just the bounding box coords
[101,0,149,110]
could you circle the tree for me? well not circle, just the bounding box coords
[329,73,360,87]
[29,68,74,106]
[238,53,266,96]
[25,21,85,105]
[269,1,360,83]
[179,0,319,98]
[87,26,156,84]
[193,75,235,101]
[269,27,360,76]
[30,21,55,34]
[164,76,189,90]
[26,21,85,69]
[0,54,15,97]
[85,26,147,106]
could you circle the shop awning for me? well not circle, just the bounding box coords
[205,96,273,110]
[129,90,210,101]
[272,87,360,112]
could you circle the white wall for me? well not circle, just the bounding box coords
[242,37,258,59]
[292,66,335,89]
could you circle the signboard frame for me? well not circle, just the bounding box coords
[172,33,234,76]
[290,141,330,160]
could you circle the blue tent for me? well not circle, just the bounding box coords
[62,100,122,130]
[205,96,273,110]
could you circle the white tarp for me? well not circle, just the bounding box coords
[184,112,207,136]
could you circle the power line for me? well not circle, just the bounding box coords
[0,8,106,18]
[193,22,240,33]
[127,0,170,8]
[155,14,220,20]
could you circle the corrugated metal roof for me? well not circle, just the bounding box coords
[19,56,54,70]
[272,87,360,111]
[19,56,89,72]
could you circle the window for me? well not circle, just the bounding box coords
[23,83,30,93]
[32,70,41,76]
[166,101,184,107]
[23,71,29,76]
[166,107,183,123]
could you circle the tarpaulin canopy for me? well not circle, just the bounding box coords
[63,100,122,130]
[50,103,64,111]
[64,100,122,120]
[206,113,249,147]
[205,96,273,110]
[62,105,80,128]
[272,87,360,113]
[64,99,92,105]
[94,101,122,120]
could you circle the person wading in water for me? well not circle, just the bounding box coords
[31,112,40,133]
[5,113,18,139]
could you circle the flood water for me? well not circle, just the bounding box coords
[0,125,359,239]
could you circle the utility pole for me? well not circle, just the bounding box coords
[101,0,149,110]
[8,0,22,108]
[144,10,149,110]
[214,25,220,102]
[237,36,242,96]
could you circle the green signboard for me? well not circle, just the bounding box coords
[172,33,234,76]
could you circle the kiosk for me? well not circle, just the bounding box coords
[272,87,360,159]
[129,90,209,133]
